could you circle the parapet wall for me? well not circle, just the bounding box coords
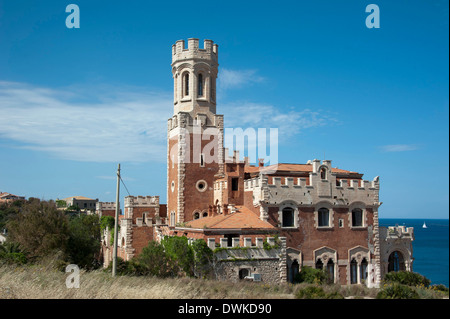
[124,195,160,207]
[172,38,218,64]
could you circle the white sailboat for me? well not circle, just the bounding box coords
[422,221,427,229]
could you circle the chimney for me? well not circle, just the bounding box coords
[258,158,264,167]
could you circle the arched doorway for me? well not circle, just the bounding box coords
[289,260,299,283]
[388,251,405,272]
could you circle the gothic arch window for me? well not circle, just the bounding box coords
[315,258,323,270]
[282,207,294,227]
[388,251,405,272]
[327,259,335,283]
[318,207,330,227]
[360,258,368,282]
[198,73,204,97]
[350,258,358,284]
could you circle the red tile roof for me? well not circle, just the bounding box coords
[245,163,358,174]
[186,206,275,230]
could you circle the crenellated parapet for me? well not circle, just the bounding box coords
[124,195,160,207]
[246,160,380,208]
[172,38,218,64]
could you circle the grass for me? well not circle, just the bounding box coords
[0,263,447,299]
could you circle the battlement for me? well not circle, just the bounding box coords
[124,195,160,207]
[386,225,414,239]
[96,201,116,211]
[172,38,218,64]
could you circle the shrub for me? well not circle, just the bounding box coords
[376,283,419,299]
[383,271,431,287]
[296,285,326,299]
[295,285,344,299]
[0,242,28,265]
[295,266,328,284]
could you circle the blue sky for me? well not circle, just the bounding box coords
[0,0,448,219]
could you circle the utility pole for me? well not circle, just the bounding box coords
[112,163,120,277]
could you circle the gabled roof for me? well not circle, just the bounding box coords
[186,206,275,230]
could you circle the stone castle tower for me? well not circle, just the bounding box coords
[167,38,224,226]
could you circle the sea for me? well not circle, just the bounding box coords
[379,218,449,287]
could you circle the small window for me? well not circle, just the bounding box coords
[198,73,204,97]
[352,208,363,227]
[339,219,344,228]
[193,212,200,220]
[231,178,239,191]
[200,153,204,167]
[318,208,329,227]
[320,167,327,180]
[282,207,294,227]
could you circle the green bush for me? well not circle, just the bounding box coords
[296,285,326,299]
[137,241,178,277]
[383,271,431,287]
[295,266,328,284]
[295,285,344,299]
[0,242,28,265]
[376,283,419,299]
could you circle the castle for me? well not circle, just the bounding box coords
[99,39,414,287]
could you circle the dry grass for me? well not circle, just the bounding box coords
[0,264,296,299]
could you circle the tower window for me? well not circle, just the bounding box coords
[198,73,204,97]
[320,167,327,180]
[352,208,363,227]
[231,178,239,191]
[184,73,189,96]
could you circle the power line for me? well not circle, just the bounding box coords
[119,176,131,197]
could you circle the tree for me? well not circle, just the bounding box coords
[191,239,213,278]
[137,241,177,277]
[161,236,194,276]
[6,200,69,260]
[66,214,101,269]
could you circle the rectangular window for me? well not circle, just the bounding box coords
[200,154,205,167]
[318,208,329,227]
[231,178,239,191]
[352,209,363,227]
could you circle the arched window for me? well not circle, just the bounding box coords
[183,73,189,96]
[320,167,327,180]
[282,207,294,227]
[318,207,329,227]
[193,212,200,220]
[202,211,208,218]
[388,251,405,272]
[352,208,363,227]
[350,258,358,284]
[360,258,368,282]
[198,73,204,97]
[327,259,335,283]
[315,258,323,270]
